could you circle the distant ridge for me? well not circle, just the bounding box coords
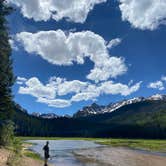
[13,93,166,138]
[73,94,166,118]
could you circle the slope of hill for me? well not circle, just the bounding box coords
[12,94,166,138]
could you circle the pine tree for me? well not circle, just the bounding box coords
[0,0,15,145]
[0,0,15,121]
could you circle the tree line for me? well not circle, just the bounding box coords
[13,101,166,139]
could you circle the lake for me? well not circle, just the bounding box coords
[27,140,103,166]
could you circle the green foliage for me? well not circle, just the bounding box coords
[24,151,41,160]
[0,0,15,122]
[6,137,22,166]
[0,0,15,147]
[0,120,14,146]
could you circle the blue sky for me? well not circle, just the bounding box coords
[7,0,166,115]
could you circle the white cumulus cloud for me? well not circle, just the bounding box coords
[19,77,56,99]
[148,81,165,91]
[119,0,166,30]
[99,81,142,96]
[37,98,71,108]
[17,76,142,108]
[16,30,127,82]
[7,0,106,23]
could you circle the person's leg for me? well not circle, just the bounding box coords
[44,158,48,165]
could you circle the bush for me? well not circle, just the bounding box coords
[0,120,14,146]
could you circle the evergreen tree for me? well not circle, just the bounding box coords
[0,0,15,146]
[0,0,15,121]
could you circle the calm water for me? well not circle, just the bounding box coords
[27,140,102,166]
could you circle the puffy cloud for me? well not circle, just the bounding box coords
[148,75,166,90]
[107,38,122,49]
[71,84,100,102]
[57,80,88,96]
[17,76,141,108]
[16,30,127,82]
[87,57,126,81]
[19,77,56,99]
[7,0,106,23]
[71,92,99,102]
[99,81,142,96]
[148,81,165,91]
[119,0,166,30]
[37,98,71,108]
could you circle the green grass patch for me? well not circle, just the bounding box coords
[6,138,22,166]
[96,139,166,153]
[18,136,96,141]
[24,151,41,160]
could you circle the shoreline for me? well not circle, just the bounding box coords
[19,137,166,153]
[73,146,166,166]
[0,144,52,166]
[23,143,54,166]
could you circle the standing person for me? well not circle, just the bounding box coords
[43,141,50,166]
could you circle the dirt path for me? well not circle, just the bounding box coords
[74,147,166,166]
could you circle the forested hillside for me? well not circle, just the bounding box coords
[13,100,166,138]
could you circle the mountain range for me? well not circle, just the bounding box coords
[30,94,166,119]
[13,94,166,138]
[73,94,166,118]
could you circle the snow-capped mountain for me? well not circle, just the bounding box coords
[102,97,145,113]
[31,112,71,119]
[31,112,60,119]
[74,94,166,118]
[73,103,105,118]
[147,94,166,101]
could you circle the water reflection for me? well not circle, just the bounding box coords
[27,140,102,166]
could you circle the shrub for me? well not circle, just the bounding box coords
[0,120,14,146]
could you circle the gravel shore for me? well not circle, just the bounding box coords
[74,147,166,166]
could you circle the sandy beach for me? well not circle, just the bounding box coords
[74,147,166,166]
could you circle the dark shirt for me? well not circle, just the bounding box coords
[43,145,49,159]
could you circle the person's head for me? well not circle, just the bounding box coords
[46,141,49,145]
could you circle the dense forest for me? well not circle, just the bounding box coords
[0,0,15,146]
[13,100,166,139]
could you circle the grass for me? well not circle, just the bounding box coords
[18,136,166,153]
[96,139,166,153]
[6,137,42,165]
[24,151,41,160]
[18,136,95,141]
[6,138,22,166]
